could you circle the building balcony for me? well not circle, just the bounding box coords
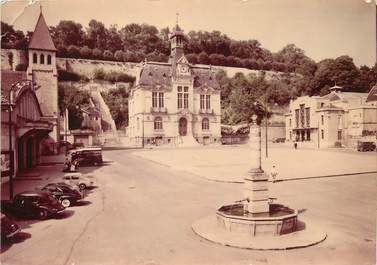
[150,107,167,113]
[199,108,214,115]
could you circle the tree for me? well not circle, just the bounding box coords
[106,24,122,52]
[1,22,28,49]
[79,46,92,59]
[50,20,85,47]
[58,84,90,130]
[185,53,198,64]
[209,53,227,66]
[92,48,103,60]
[198,51,210,64]
[114,50,124,61]
[67,45,80,58]
[86,19,107,49]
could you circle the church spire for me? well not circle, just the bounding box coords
[28,8,56,51]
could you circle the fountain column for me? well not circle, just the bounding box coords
[244,115,269,214]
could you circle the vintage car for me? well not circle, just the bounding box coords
[68,147,103,167]
[357,141,376,152]
[1,191,65,220]
[41,183,82,207]
[62,172,94,190]
[1,212,21,240]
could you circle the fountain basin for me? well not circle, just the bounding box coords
[216,203,298,237]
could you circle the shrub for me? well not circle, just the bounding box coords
[334,141,342,148]
[103,50,114,61]
[15,63,27,71]
[114,50,124,61]
[58,69,83,81]
[93,68,106,80]
[92,48,103,60]
[80,46,93,59]
[67,45,80,58]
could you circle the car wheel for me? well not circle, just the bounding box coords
[60,198,71,208]
[38,209,48,220]
[79,183,86,190]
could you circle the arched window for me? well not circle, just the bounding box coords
[47,54,52,65]
[137,117,140,131]
[154,117,163,130]
[202,118,209,130]
[40,54,45,64]
[33,53,37,64]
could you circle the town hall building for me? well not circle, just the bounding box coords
[128,24,221,146]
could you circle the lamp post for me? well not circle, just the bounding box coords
[64,108,69,156]
[142,113,145,148]
[8,80,33,200]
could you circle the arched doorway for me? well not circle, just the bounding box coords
[179,117,187,136]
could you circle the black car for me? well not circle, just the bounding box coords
[1,212,21,240]
[1,191,65,220]
[41,183,82,207]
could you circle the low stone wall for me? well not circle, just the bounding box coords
[57,57,140,78]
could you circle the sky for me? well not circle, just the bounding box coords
[1,0,376,66]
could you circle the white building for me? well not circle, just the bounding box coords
[285,85,377,148]
[128,24,221,146]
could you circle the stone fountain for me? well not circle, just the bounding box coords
[192,115,326,250]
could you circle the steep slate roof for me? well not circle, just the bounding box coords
[28,12,57,51]
[138,63,172,87]
[191,67,220,90]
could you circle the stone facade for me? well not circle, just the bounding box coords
[128,24,221,145]
[285,86,377,148]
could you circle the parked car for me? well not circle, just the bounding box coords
[41,183,82,207]
[1,191,65,220]
[1,212,21,240]
[62,172,94,190]
[273,138,286,143]
[68,147,103,167]
[357,141,376,152]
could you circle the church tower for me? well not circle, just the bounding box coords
[27,9,59,143]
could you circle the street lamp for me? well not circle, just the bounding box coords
[253,100,278,158]
[8,80,34,200]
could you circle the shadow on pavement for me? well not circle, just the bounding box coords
[1,232,31,253]
[55,210,74,220]
[73,200,92,207]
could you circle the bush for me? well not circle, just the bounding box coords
[114,50,124,61]
[58,69,85,81]
[67,45,80,58]
[93,68,106,80]
[103,50,114,61]
[92,48,103,60]
[80,46,93,59]
[334,141,342,148]
[93,69,135,84]
[15,63,27,71]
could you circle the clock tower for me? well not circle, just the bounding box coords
[169,23,186,66]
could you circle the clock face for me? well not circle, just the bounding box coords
[179,64,189,74]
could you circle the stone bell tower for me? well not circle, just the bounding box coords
[27,8,59,143]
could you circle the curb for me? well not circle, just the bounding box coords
[192,215,327,251]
